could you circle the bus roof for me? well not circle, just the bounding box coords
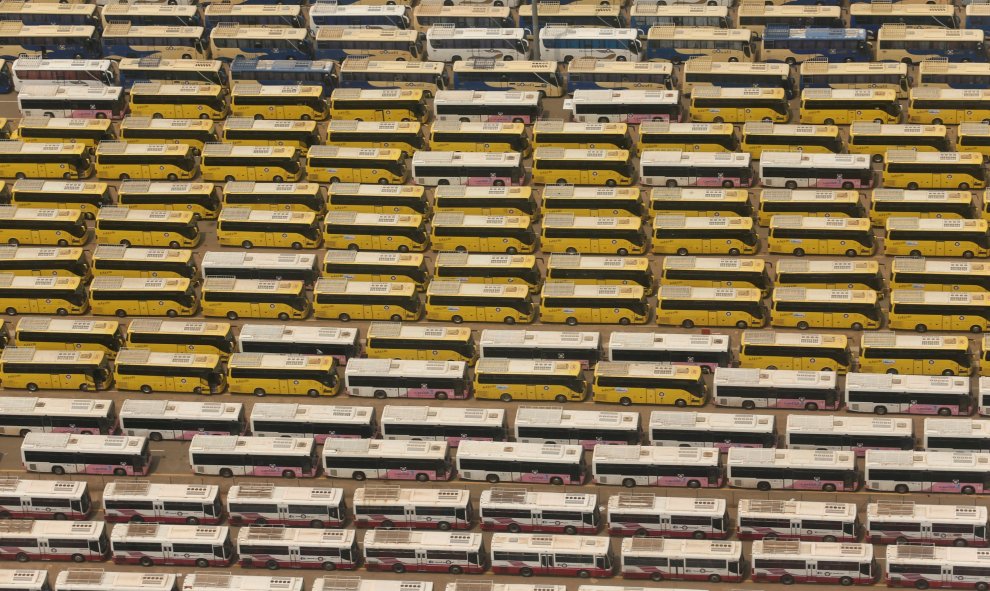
[0,396,111,416]
[120,399,241,420]
[345,358,465,378]
[650,410,774,432]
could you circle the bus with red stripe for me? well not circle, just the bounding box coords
[491,533,614,578]
[352,485,471,530]
[620,538,743,582]
[0,478,91,520]
[102,481,222,525]
[0,520,108,563]
[607,493,727,539]
[886,545,990,589]
[236,527,358,571]
[479,489,599,534]
[111,523,232,567]
[752,540,875,586]
[364,530,486,574]
[227,484,345,528]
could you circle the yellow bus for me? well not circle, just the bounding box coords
[860,331,971,376]
[0,245,90,279]
[89,276,197,318]
[531,121,630,152]
[739,123,843,158]
[648,187,752,219]
[907,88,990,125]
[660,257,771,297]
[231,83,328,121]
[889,290,990,333]
[771,287,881,331]
[957,122,990,161]
[653,215,759,255]
[738,331,852,374]
[11,117,114,150]
[0,206,89,247]
[117,180,220,220]
[885,218,990,259]
[94,141,196,181]
[222,118,321,156]
[326,183,426,216]
[365,322,476,364]
[656,286,767,329]
[92,245,197,282]
[776,259,884,291]
[757,188,865,226]
[315,26,421,61]
[328,88,426,122]
[430,212,536,254]
[433,185,536,219]
[689,87,790,124]
[313,278,421,322]
[227,353,339,398]
[323,212,428,252]
[95,207,201,249]
[541,185,644,218]
[883,151,986,190]
[428,121,527,155]
[981,335,990,376]
[201,277,310,321]
[224,181,325,215]
[327,120,425,157]
[217,208,322,250]
[646,25,754,64]
[531,148,634,186]
[8,180,111,220]
[847,123,950,163]
[14,317,121,359]
[869,189,974,227]
[200,144,302,183]
[322,250,428,289]
[125,319,235,360]
[0,141,92,180]
[540,283,649,326]
[799,88,901,125]
[540,213,647,256]
[306,146,407,184]
[767,216,876,257]
[0,274,87,316]
[128,82,228,121]
[637,122,737,154]
[433,252,541,293]
[474,358,586,403]
[114,348,225,395]
[120,117,219,156]
[592,362,706,408]
[890,257,990,293]
[425,280,535,324]
[0,347,110,393]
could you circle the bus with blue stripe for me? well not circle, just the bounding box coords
[761,26,870,64]
[645,26,754,64]
[917,60,990,90]
[566,59,672,92]
[101,23,207,61]
[876,25,985,64]
[209,24,311,61]
[0,3,98,27]
[0,23,100,60]
[230,59,337,91]
[308,4,411,30]
[799,59,910,98]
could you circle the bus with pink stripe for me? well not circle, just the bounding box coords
[353,485,471,530]
[364,530,486,574]
[21,433,150,476]
[456,440,585,485]
[607,494,728,539]
[865,450,990,495]
[189,435,319,479]
[411,151,525,187]
[491,533,614,578]
[727,448,858,492]
[479,489,599,534]
[111,523,232,567]
[0,520,108,563]
[103,481,221,525]
[249,403,376,443]
[323,439,453,482]
[620,538,743,582]
[593,445,723,489]
[227,483,345,528]
[380,405,506,447]
[237,527,358,571]
[752,540,875,586]
[119,399,246,441]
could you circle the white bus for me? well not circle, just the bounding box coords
[237,324,360,364]
[456,440,585,485]
[352,485,471,530]
[323,438,453,482]
[885,545,990,590]
[0,521,107,564]
[248,403,375,443]
[201,251,318,284]
[619,538,744,583]
[727,448,858,492]
[183,574,304,591]
[845,373,973,416]
[0,477,90,520]
[426,26,529,62]
[606,332,731,373]
[433,90,542,124]
[56,571,174,591]
[11,58,116,91]
[866,449,990,495]
[648,411,776,451]
[592,445,722,489]
[189,435,319,479]
[513,407,640,450]
[103,481,220,526]
[410,151,525,186]
[0,570,49,591]
[110,523,231,567]
[18,85,124,119]
[363,530,487,574]
[607,494,728,539]
[236,527,358,571]
[226,484,345,529]
[479,329,601,369]
[0,396,116,437]
[344,358,470,400]
[785,414,915,457]
[751,540,875,586]
[21,432,150,476]
[379,405,506,447]
[714,367,840,411]
[924,418,990,453]
[479,488,599,535]
[737,499,858,542]
[489,534,613,579]
[867,501,989,547]
[760,152,874,190]
[539,26,642,63]
[118,399,246,441]
[566,89,681,124]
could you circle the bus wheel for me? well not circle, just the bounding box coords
[955,539,969,547]
[57,238,68,247]
[845,249,857,257]
[254,388,266,397]
[963,486,977,495]
[226,176,236,183]
[555,394,567,403]
[78,383,89,392]
[116,309,128,318]
[938,407,953,416]
[309,519,325,528]
[676,247,689,256]
[965,251,976,259]
[435,392,448,401]
[14,172,25,180]
[620,397,632,406]
[390,314,403,322]
[220,468,234,478]
[650,573,663,582]
[499,394,511,403]
[519,568,533,578]
[622,478,636,488]
[57,308,68,316]
[851,322,864,331]
[708,575,722,584]
[398,245,410,253]
[566,317,578,326]
[841,182,854,190]
[277,313,290,321]
[687,480,701,489]
[735,321,749,329]
[508,523,521,533]
[416,473,429,482]
[149,432,163,442]
[451,315,464,324]
[692,531,707,539]
[681,319,694,329]
[290,242,302,251]
[120,240,131,247]
[675,399,687,407]
[392,564,406,574]
[374,390,387,399]
[226,311,238,320]
[26,383,38,392]
[282,470,295,479]
[195,558,209,568]
[167,174,178,182]
[199,113,210,120]
[796,321,809,330]
[757,481,772,492]
[619,317,630,326]
[564,525,578,535]
[322,562,336,571]
[665,179,678,188]
[943,369,956,376]
[742,400,756,410]
[166,310,178,318]
[112,468,127,477]
[51,466,65,476]
[119,174,129,181]
[138,556,153,567]
[140,385,152,393]
[805,402,819,411]
[308,390,320,398]
[914,578,930,589]
[338,313,351,322]
[822,483,836,492]
[875,406,888,416]
[4,307,15,315]
[267,560,280,570]
[52,513,66,521]
[907,182,919,190]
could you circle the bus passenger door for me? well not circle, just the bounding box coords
[540,553,553,573]
[289,546,302,568]
[668,558,685,578]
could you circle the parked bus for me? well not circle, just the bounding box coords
[885,545,990,588]
[848,123,950,164]
[114,181,218,220]
[655,285,766,328]
[249,403,372,442]
[204,4,302,29]
[479,329,598,368]
[12,119,114,152]
[0,520,107,563]
[102,3,200,27]
[433,253,539,293]
[432,185,535,218]
[0,478,90,520]
[306,146,407,184]
[216,208,320,250]
[412,5,513,30]
[640,151,752,189]
[0,348,109,393]
[490,533,613,578]
[751,540,875,586]
[867,501,988,546]
[738,330,849,374]
[321,250,428,290]
[185,575,305,591]
[514,406,638,450]
[545,253,651,294]
[430,212,536,254]
[451,58,562,97]
[845,372,971,416]
[0,274,88,315]
[201,252,318,284]
[644,25,754,63]
[126,319,234,360]
[714,367,839,410]
[13,317,120,359]
[110,523,232,568]
[340,58,447,96]
[434,89,542,122]
[457,440,584,485]
[0,23,99,60]
[313,279,421,322]
[352,485,468,530]
[607,493,728,539]
[119,399,245,441]
[619,538,743,582]
[917,60,990,90]
[411,151,523,186]
[381,405,505,446]
[209,25,310,62]
[7,180,110,222]
[741,123,841,159]
[477,488,597,535]
[0,143,92,181]
[227,484,345,528]
[189,435,317,479]
[760,152,873,190]
[323,212,428,252]
[866,449,990,494]
[88,276,197,318]
[237,324,358,364]
[799,59,910,98]
[727,447,858,492]
[95,142,197,182]
[0,396,114,436]
[309,4,411,29]
[424,281,534,324]
[325,183,425,216]
[908,88,990,125]
[118,58,226,88]
[768,216,876,257]
[638,122,735,154]
[737,498,858,542]
[201,277,310,321]
[771,287,882,331]
[883,150,986,191]
[649,410,776,450]
[21,432,150,476]
[648,187,752,218]
[323,438,452,481]
[425,26,527,62]
[888,290,990,332]
[876,25,985,63]
[631,4,726,32]
[592,361,706,407]
[328,88,426,123]
[738,4,841,31]
[114,348,224,395]
[229,59,335,90]
[236,527,357,571]
[315,27,422,62]
[227,353,338,398]
[786,414,914,456]
[11,57,115,91]
[566,58,672,92]
[925,418,990,453]
[365,323,473,364]
[102,481,222,525]
[230,83,328,121]
[593,445,721,489]
[0,245,89,279]
[860,331,971,376]
[538,25,641,63]
[57,571,176,591]
[890,257,990,295]
[101,23,206,61]
[885,218,990,259]
[473,357,586,402]
[761,26,870,64]
[869,189,972,226]
[364,530,485,574]
[800,88,900,125]
[566,89,680,124]
[128,83,227,122]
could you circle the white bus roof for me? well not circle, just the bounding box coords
[104,481,218,502]
[608,332,729,352]
[0,570,48,589]
[480,488,597,510]
[607,494,726,514]
[867,501,987,522]
[845,372,969,394]
[227,484,343,505]
[363,530,482,548]
[728,447,854,468]
[447,583,564,591]
[715,367,837,389]
[570,89,679,104]
[596,361,700,379]
[787,414,912,436]
[238,324,357,345]
[189,435,314,455]
[620,537,742,558]
[457,440,583,462]
[491,533,609,552]
[120,400,241,421]
[345,358,466,378]
[738,499,857,519]
[352,486,469,506]
[250,403,372,424]
[751,540,872,560]
[650,411,774,432]
[56,571,176,591]
[0,396,112,417]
[229,353,335,370]
[481,329,599,350]
[0,477,86,497]
[886,545,985,565]
[925,418,990,438]
[381,405,504,427]
[313,579,431,591]
[183,574,304,591]
[236,527,354,545]
[21,433,144,453]
[594,445,719,466]
[323,438,448,459]
[515,407,638,430]
[867,449,990,470]
[0,520,103,537]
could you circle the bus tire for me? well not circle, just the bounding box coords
[676,247,689,255]
[674,399,687,407]
[435,391,448,400]
[448,565,463,575]
[681,319,694,329]
[219,468,234,478]
[757,481,772,491]
[973,325,986,333]
[199,113,210,120]
[963,485,976,495]
[415,473,429,482]
[282,470,295,479]
[120,240,131,247]
[554,394,567,403]
[650,572,663,582]
[914,582,930,590]
[915,324,927,333]
[487,474,501,483]
[566,317,578,326]
[308,389,320,398]
[254,388,266,397]
[330,177,340,184]
[499,394,511,403]
[167,173,178,182]
[965,251,976,259]
[606,179,617,187]
[115,309,127,318]
[4,307,15,315]
[52,466,65,475]
[338,313,351,322]
[622,478,636,488]
[805,402,819,411]
[620,397,632,406]
[742,400,756,410]
[797,321,809,330]
[713,117,724,123]
[267,560,280,570]
[139,556,153,567]
[119,174,129,181]
[78,383,89,392]
[895,483,909,494]
[939,408,952,416]
[26,382,38,392]
[844,249,858,258]
[390,314,403,322]
[398,245,410,253]
[149,432,163,442]
[392,563,406,574]
[687,480,701,489]
[709,575,722,583]
[290,242,302,250]
[322,562,336,571]
[140,385,152,394]
[452,315,463,324]
[57,308,69,316]
[692,531,707,539]
[954,539,968,547]
[735,321,749,329]
[851,322,864,331]
[943,369,956,376]
[842,181,854,190]
[822,483,836,492]
[507,524,521,533]
[975,584,987,591]
[195,558,209,568]
[619,317,630,326]
[13,173,24,180]
[277,312,290,321]
[665,179,678,188]
[907,182,919,190]
[14,553,31,564]
[166,309,178,318]
[520,568,533,577]
[226,311,238,320]
[310,519,325,528]
[374,390,387,399]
